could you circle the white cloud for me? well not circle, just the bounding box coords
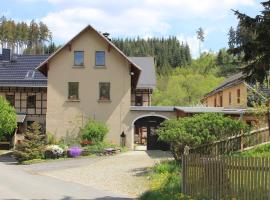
[39,0,256,53]
[178,34,201,58]
[42,7,170,42]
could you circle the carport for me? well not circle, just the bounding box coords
[130,106,175,150]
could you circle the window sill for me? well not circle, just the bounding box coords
[94,65,106,69]
[98,99,111,103]
[73,65,85,68]
[66,99,80,102]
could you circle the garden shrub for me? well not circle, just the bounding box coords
[44,145,64,159]
[14,122,46,162]
[158,113,247,161]
[68,146,82,157]
[81,119,109,143]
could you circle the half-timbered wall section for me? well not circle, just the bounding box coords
[0,87,47,134]
[131,89,152,106]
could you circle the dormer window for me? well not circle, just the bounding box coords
[25,70,35,79]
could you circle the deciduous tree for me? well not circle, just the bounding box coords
[0,96,17,139]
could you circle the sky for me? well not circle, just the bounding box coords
[0,0,263,58]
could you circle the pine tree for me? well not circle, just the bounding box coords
[112,37,192,74]
[228,26,236,49]
[14,122,46,163]
[230,1,270,83]
[0,16,52,55]
[196,27,205,56]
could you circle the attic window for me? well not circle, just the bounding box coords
[25,70,35,79]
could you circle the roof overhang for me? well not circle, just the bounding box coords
[36,25,142,87]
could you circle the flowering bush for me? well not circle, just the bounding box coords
[68,146,82,157]
[81,140,92,146]
[44,145,64,159]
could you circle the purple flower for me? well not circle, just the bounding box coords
[68,146,82,157]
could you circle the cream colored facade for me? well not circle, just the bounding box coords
[40,26,173,149]
[203,82,248,108]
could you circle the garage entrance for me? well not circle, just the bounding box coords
[134,116,170,150]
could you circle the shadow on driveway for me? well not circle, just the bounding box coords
[0,151,18,165]
[144,150,172,159]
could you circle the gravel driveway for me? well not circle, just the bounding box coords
[40,151,172,198]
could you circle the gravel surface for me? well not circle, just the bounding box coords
[41,151,172,198]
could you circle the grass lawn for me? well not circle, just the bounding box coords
[139,160,208,200]
[232,143,270,157]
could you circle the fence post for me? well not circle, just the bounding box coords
[182,154,186,194]
[240,130,244,151]
[182,145,190,194]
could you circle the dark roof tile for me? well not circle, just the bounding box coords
[0,54,48,87]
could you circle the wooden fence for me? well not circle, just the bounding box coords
[182,154,270,200]
[190,127,270,155]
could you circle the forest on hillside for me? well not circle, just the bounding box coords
[0,16,58,55]
[113,37,241,106]
[0,16,242,106]
[112,37,191,74]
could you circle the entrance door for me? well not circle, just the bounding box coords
[134,116,170,150]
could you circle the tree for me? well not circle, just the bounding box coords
[196,27,205,56]
[228,26,236,49]
[152,67,224,106]
[112,37,192,74]
[0,16,52,54]
[14,122,46,162]
[0,96,17,139]
[157,113,247,161]
[216,48,242,76]
[230,1,270,83]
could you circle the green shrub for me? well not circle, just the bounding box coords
[81,120,108,143]
[46,132,57,145]
[157,113,247,161]
[14,122,46,162]
[0,96,17,139]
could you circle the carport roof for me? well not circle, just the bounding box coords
[130,106,175,112]
[175,106,246,114]
[131,106,247,115]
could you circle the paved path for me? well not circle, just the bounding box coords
[41,151,172,198]
[0,155,131,200]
